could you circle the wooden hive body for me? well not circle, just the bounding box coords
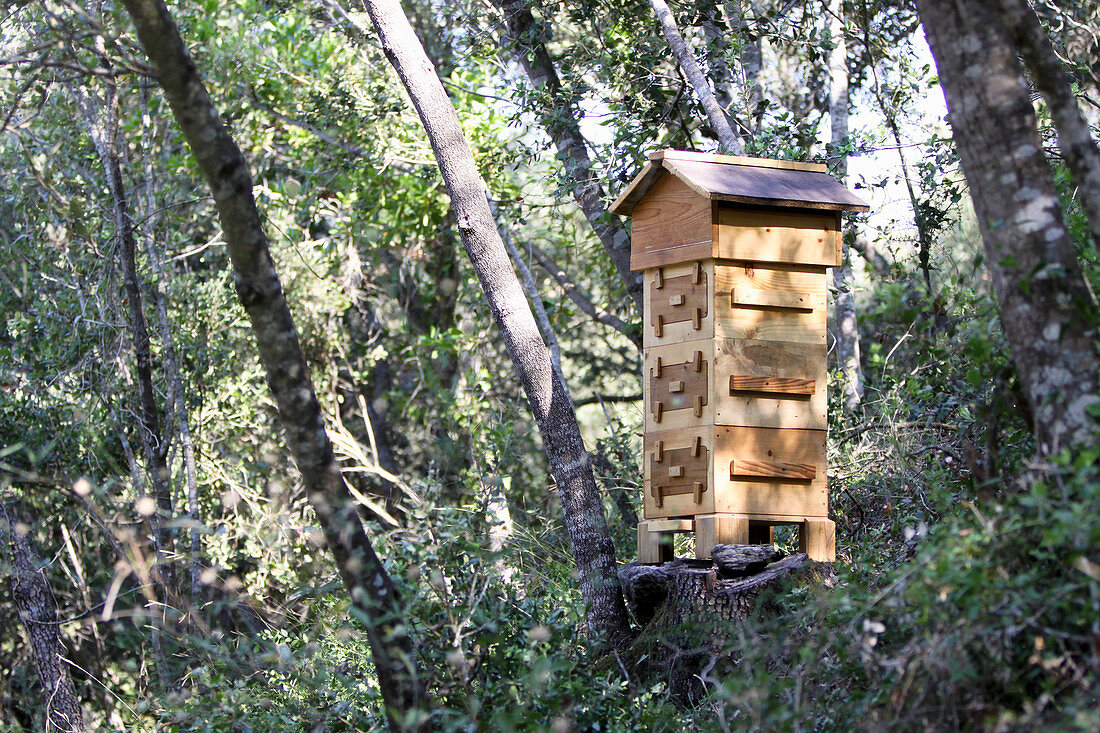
[612,150,869,563]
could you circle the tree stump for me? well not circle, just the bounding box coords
[618,545,823,702]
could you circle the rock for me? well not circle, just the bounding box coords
[710,544,784,578]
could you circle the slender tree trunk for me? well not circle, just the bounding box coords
[859,6,936,292]
[648,0,744,154]
[70,74,176,593]
[0,503,85,732]
[729,0,764,134]
[362,0,631,643]
[136,86,203,601]
[827,0,863,411]
[491,197,563,378]
[917,0,1100,455]
[850,232,890,276]
[528,240,641,349]
[995,0,1100,248]
[700,0,739,127]
[118,2,428,728]
[491,0,641,311]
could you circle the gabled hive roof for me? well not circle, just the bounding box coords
[610,150,870,216]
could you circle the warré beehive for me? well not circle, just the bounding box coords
[611,150,869,563]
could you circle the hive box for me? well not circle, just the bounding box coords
[611,150,869,562]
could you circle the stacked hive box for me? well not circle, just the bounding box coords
[610,150,869,562]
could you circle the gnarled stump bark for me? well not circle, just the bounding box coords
[618,546,821,702]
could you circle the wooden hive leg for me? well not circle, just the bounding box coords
[694,514,749,559]
[637,520,677,564]
[799,519,836,562]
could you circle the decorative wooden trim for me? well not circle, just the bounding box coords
[730,459,816,481]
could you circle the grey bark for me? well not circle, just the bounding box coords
[917,0,1100,455]
[699,0,742,135]
[118,1,428,728]
[827,0,863,410]
[361,0,631,643]
[0,504,85,732]
[648,0,745,154]
[491,0,641,310]
[995,0,1100,249]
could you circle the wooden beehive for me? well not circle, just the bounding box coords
[611,150,869,563]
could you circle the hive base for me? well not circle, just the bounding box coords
[637,514,835,562]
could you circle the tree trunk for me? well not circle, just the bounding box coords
[917,0,1100,455]
[491,0,641,311]
[995,0,1100,249]
[492,197,563,379]
[827,0,863,411]
[700,0,739,128]
[0,503,85,732]
[137,85,203,601]
[858,6,937,293]
[527,240,640,349]
[362,0,631,643]
[71,74,176,592]
[648,0,745,154]
[118,2,428,728]
[730,0,764,134]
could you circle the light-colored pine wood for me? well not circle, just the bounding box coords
[731,458,817,480]
[632,242,714,271]
[637,518,697,563]
[799,518,836,561]
[715,338,826,430]
[715,266,827,344]
[630,174,712,270]
[694,514,750,558]
[649,267,709,334]
[714,426,827,518]
[643,426,715,518]
[643,426,828,519]
[716,207,840,266]
[647,518,695,532]
[643,260,716,346]
[714,261,829,297]
[644,337,827,432]
[729,375,816,394]
[731,287,816,311]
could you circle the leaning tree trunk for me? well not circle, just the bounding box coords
[648,0,744,154]
[917,0,1100,455]
[994,0,1100,249]
[118,2,428,729]
[492,0,641,311]
[0,503,85,732]
[827,0,863,411]
[362,0,631,644]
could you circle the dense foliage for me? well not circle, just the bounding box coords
[0,0,1097,730]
